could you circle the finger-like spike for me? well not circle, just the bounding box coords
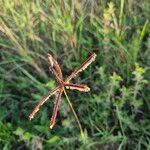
[65,53,96,82]
[50,89,63,129]
[64,83,90,92]
[47,53,63,82]
[29,86,60,120]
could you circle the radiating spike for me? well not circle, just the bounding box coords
[50,89,63,129]
[64,83,90,92]
[29,86,60,120]
[65,53,96,82]
[47,53,63,82]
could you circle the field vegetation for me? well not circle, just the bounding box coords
[0,0,149,149]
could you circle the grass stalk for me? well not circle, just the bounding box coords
[63,88,84,135]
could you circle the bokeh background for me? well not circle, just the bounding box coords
[0,0,150,149]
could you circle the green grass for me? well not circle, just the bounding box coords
[0,0,150,149]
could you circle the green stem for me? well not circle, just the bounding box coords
[63,88,84,135]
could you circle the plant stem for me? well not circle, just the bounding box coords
[63,88,84,135]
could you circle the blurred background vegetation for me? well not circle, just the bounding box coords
[0,0,150,149]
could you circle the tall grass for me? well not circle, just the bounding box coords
[0,0,149,149]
